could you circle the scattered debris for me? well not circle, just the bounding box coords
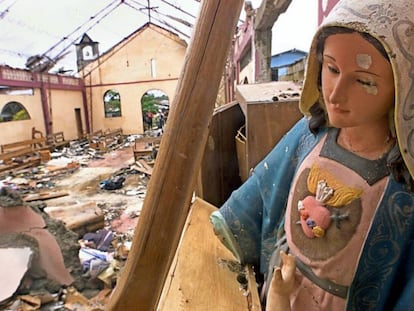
[0,131,161,310]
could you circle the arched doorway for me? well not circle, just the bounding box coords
[141,89,169,133]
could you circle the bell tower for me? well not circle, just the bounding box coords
[75,33,99,72]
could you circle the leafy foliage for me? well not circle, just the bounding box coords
[104,90,121,117]
[142,93,158,113]
[13,109,29,121]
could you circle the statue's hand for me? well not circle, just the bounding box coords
[266,251,296,311]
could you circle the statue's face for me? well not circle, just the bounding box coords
[321,32,394,129]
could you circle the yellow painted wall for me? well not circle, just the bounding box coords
[49,89,86,140]
[0,89,45,144]
[239,61,254,84]
[0,87,85,144]
[82,23,187,134]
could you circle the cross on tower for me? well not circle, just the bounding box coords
[139,0,158,23]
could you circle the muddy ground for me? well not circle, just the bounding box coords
[1,144,153,308]
[47,146,148,235]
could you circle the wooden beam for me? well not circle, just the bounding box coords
[106,1,244,310]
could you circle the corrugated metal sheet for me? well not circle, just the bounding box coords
[270,48,307,68]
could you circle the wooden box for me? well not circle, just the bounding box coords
[39,149,51,163]
[197,81,303,207]
[197,102,245,207]
[235,81,303,182]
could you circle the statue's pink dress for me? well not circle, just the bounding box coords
[285,129,389,310]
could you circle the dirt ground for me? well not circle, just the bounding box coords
[47,146,149,234]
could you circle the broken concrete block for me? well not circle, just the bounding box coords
[0,188,74,287]
[0,232,38,304]
[0,247,34,303]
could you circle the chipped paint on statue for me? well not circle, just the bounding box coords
[356,53,372,70]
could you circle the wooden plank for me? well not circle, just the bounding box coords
[0,147,33,162]
[88,129,104,141]
[47,132,70,149]
[131,163,153,176]
[23,191,69,202]
[44,201,97,217]
[158,197,261,310]
[137,159,152,171]
[1,137,46,153]
[103,128,123,146]
[133,141,153,159]
[106,1,244,310]
[0,157,41,174]
[196,101,245,207]
[132,159,154,176]
[65,214,104,231]
[104,128,123,138]
[134,136,162,144]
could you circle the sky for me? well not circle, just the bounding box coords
[0,0,318,73]
[272,0,318,54]
[0,0,201,73]
[249,0,318,55]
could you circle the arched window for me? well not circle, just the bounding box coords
[103,89,121,118]
[0,101,30,122]
[82,46,94,60]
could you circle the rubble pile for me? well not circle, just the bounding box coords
[0,133,160,310]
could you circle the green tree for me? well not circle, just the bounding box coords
[142,93,158,113]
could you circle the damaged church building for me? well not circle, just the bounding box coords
[0,0,340,310]
[0,20,189,310]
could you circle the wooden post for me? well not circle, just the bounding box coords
[106,1,244,310]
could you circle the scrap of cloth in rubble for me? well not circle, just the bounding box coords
[79,247,111,278]
[83,229,113,251]
[211,0,414,310]
[99,176,125,190]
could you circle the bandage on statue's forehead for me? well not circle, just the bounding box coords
[356,53,372,69]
